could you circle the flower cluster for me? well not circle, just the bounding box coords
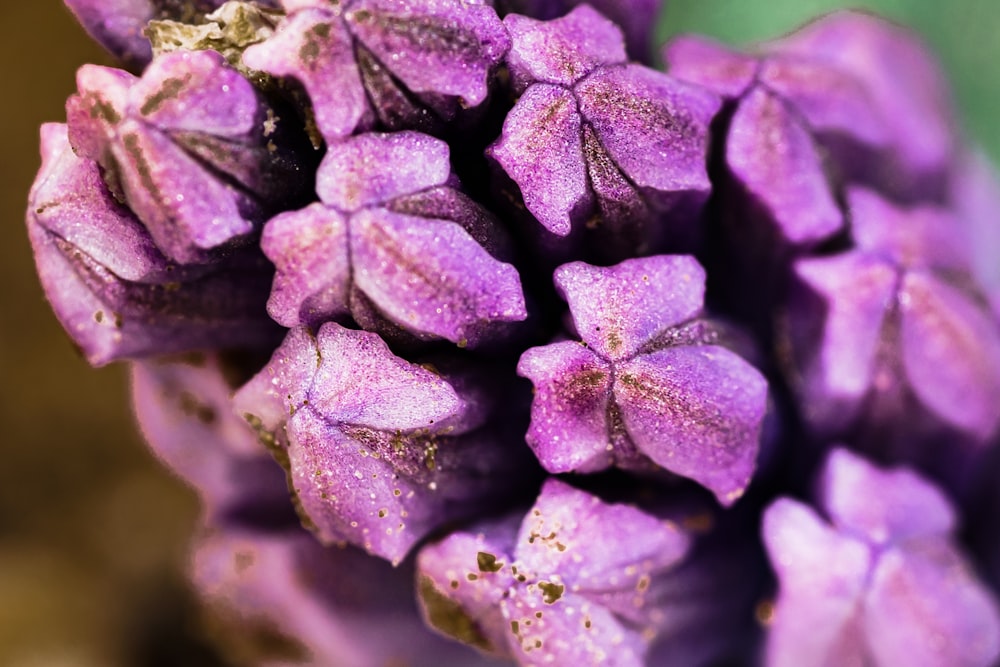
[29,1,1000,665]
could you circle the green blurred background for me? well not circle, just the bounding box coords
[0,1,996,665]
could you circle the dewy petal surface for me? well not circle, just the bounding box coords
[555,256,706,361]
[490,83,588,237]
[503,6,627,90]
[614,346,766,505]
[517,341,613,474]
[727,86,843,248]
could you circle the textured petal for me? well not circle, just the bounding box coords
[663,35,757,99]
[576,64,719,202]
[261,203,351,328]
[242,8,371,142]
[899,271,1000,440]
[758,56,889,148]
[614,346,766,505]
[66,64,135,164]
[489,84,588,237]
[350,208,526,346]
[416,518,521,655]
[129,50,260,137]
[819,448,956,546]
[727,86,843,248]
[348,0,509,106]
[517,341,613,473]
[849,187,971,272]
[503,6,626,90]
[788,253,897,432]
[307,323,464,432]
[109,119,258,263]
[864,539,1000,667]
[63,0,155,66]
[763,499,873,667]
[554,256,706,361]
[317,131,451,212]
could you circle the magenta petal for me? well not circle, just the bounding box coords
[615,346,765,505]
[517,341,613,473]
[308,324,464,432]
[350,208,526,346]
[489,84,588,237]
[663,35,757,99]
[109,120,258,263]
[758,56,889,148]
[515,479,691,620]
[820,448,956,546]
[348,0,509,106]
[789,253,897,431]
[317,132,451,212]
[554,256,706,361]
[864,539,1000,667]
[242,9,371,142]
[286,408,443,563]
[503,6,626,90]
[63,0,155,66]
[261,203,351,328]
[576,64,718,201]
[502,588,647,667]
[899,271,1000,440]
[129,50,260,137]
[727,86,843,247]
[763,499,873,667]
[66,64,135,164]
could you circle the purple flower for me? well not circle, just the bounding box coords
[261,131,527,347]
[518,255,768,505]
[489,5,720,258]
[192,525,501,666]
[233,323,529,564]
[495,0,663,63]
[416,478,693,665]
[66,49,307,264]
[242,0,510,142]
[131,352,291,523]
[779,187,1000,463]
[763,448,1000,667]
[26,123,280,365]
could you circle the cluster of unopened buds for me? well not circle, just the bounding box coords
[28,0,1000,664]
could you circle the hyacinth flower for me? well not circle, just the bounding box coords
[261,130,527,347]
[66,48,308,265]
[241,0,510,141]
[193,526,506,667]
[780,186,1000,476]
[233,322,531,564]
[494,0,663,63]
[131,352,292,524]
[518,255,767,505]
[489,5,720,259]
[27,123,280,365]
[763,448,1000,667]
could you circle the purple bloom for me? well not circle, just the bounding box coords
[192,525,502,666]
[66,49,307,264]
[242,0,510,142]
[495,0,663,63]
[233,323,528,564]
[131,352,291,523]
[416,478,694,665]
[763,448,1000,667]
[489,5,720,258]
[518,255,767,505]
[779,187,1000,462]
[26,123,279,365]
[261,131,527,347]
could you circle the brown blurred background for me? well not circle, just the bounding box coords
[1,2,997,666]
